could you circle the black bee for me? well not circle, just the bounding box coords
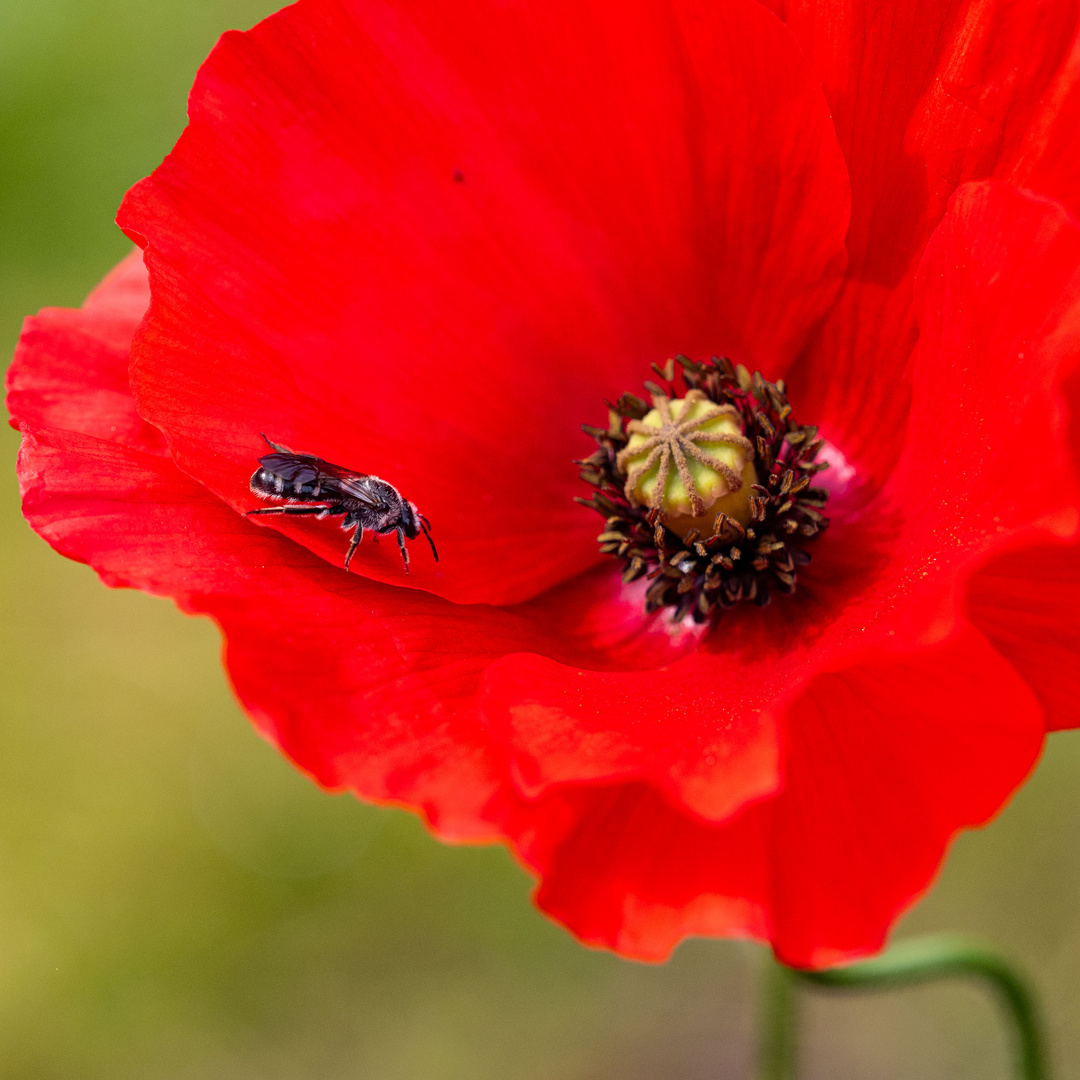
[247,435,437,573]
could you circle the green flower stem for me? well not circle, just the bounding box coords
[757,935,1049,1080]
[758,960,799,1080]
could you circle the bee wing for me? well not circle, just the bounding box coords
[337,475,392,509]
[256,452,323,486]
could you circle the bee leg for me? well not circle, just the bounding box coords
[247,505,330,517]
[343,522,365,570]
[395,527,410,573]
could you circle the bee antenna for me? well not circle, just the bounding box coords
[420,518,439,563]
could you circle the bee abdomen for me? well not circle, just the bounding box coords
[250,467,321,500]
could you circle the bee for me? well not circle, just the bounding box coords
[247,435,438,573]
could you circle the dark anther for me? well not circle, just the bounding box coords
[613,393,651,419]
[577,356,830,623]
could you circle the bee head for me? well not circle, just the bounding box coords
[400,500,422,538]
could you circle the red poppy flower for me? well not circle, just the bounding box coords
[9,0,1080,969]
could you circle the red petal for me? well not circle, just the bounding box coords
[967,357,1080,733]
[968,540,1080,733]
[480,652,780,824]
[1009,23,1080,219]
[6,249,165,454]
[520,627,1044,968]
[797,180,1080,578]
[767,0,1080,279]
[888,181,1080,585]
[787,278,919,491]
[764,629,1043,968]
[116,0,849,606]
[777,0,1080,491]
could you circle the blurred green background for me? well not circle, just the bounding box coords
[2,2,1080,1077]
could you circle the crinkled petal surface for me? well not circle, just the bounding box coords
[968,539,1080,733]
[12,169,1080,965]
[766,0,1080,276]
[773,0,1080,492]
[967,359,1080,734]
[115,0,851,606]
[518,629,1044,967]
